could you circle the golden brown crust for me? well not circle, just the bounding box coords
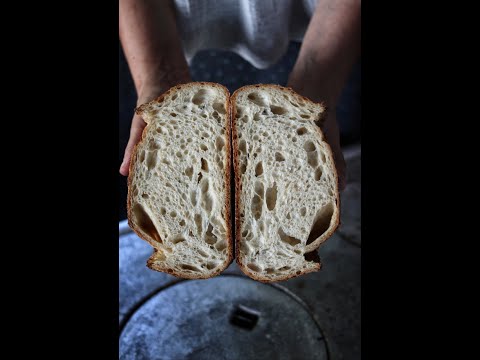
[230,84,340,282]
[127,82,233,279]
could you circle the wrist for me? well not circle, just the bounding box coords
[136,66,191,105]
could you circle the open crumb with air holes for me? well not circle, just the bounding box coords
[127,82,339,282]
[231,85,340,282]
[128,82,232,279]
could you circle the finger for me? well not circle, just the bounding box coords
[120,116,146,176]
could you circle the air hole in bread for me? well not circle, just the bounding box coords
[253,112,261,121]
[247,92,268,107]
[213,102,226,114]
[279,266,291,271]
[179,219,186,227]
[171,94,178,101]
[289,101,299,108]
[206,262,217,270]
[300,114,310,119]
[308,151,318,168]
[315,167,323,181]
[139,150,146,163]
[304,141,316,152]
[255,162,263,176]
[185,166,194,179]
[292,137,297,143]
[141,193,149,199]
[205,223,217,244]
[155,128,162,134]
[200,179,209,193]
[254,181,264,197]
[192,89,211,106]
[296,271,301,275]
[266,183,277,211]
[320,152,326,162]
[306,203,334,245]
[170,113,177,117]
[194,213,202,234]
[286,213,291,220]
[275,152,285,162]
[132,203,162,244]
[200,144,208,151]
[278,228,301,246]
[241,229,249,237]
[171,236,185,244]
[247,263,261,272]
[198,249,208,258]
[162,159,170,165]
[215,241,227,251]
[212,111,220,120]
[270,105,287,115]
[215,154,223,168]
[265,268,274,274]
[170,211,177,218]
[160,208,166,215]
[251,194,263,220]
[297,127,308,136]
[216,136,225,151]
[300,207,307,216]
[146,151,157,170]
[239,163,246,174]
[201,158,209,172]
[235,107,243,118]
[197,172,203,184]
[239,140,247,153]
[181,264,201,272]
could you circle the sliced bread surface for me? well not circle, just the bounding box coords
[128,82,232,279]
[231,85,340,282]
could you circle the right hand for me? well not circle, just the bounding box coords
[119,110,148,177]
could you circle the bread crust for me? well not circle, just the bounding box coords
[230,84,340,282]
[127,82,233,279]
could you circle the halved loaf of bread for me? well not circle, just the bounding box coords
[231,85,340,282]
[127,82,233,279]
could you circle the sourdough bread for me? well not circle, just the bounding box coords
[127,82,232,279]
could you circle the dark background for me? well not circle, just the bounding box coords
[119,41,361,219]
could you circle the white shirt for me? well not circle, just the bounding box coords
[174,0,317,69]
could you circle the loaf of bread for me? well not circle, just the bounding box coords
[127,82,233,279]
[231,85,340,282]
[127,82,339,281]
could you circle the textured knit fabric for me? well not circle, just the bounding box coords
[173,0,318,69]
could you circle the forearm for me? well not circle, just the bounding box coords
[288,0,361,106]
[119,0,190,102]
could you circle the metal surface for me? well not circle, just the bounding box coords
[120,276,328,360]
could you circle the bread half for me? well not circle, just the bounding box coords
[127,82,233,279]
[231,85,340,282]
